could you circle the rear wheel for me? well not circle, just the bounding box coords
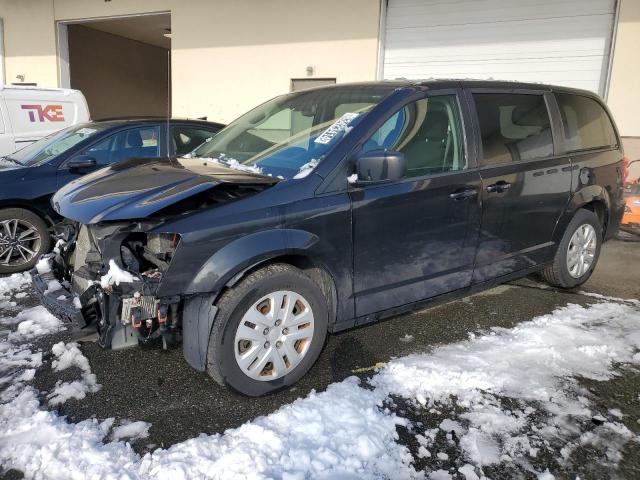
[207,263,329,396]
[0,208,50,274]
[541,208,602,288]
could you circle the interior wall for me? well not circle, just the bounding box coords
[68,24,169,119]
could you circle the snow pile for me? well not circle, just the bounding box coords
[112,420,151,441]
[9,307,63,340]
[0,273,31,308]
[139,377,413,479]
[44,279,62,294]
[35,257,51,274]
[100,259,138,288]
[372,301,640,468]
[0,272,31,294]
[293,158,319,179]
[0,389,139,477]
[48,342,100,405]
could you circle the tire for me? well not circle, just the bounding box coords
[0,208,51,275]
[207,263,329,396]
[541,208,602,288]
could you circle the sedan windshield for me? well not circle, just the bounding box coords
[8,124,108,167]
[191,85,393,179]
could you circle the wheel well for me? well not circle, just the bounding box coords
[0,203,55,228]
[221,254,338,325]
[581,200,608,234]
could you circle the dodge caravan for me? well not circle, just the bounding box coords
[32,81,626,396]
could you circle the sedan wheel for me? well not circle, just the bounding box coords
[0,208,50,274]
[0,218,42,267]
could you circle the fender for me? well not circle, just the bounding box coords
[552,185,611,245]
[185,228,320,295]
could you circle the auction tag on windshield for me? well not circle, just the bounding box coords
[77,127,97,135]
[314,112,359,145]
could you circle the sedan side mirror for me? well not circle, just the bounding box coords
[355,149,406,185]
[67,155,97,170]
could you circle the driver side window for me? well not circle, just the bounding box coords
[363,95,466,178]
[84,126,160,166]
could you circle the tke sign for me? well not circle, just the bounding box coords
[21,104,65,122]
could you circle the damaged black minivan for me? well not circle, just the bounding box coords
[32,81,626,396]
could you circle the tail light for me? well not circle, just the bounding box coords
[622,155,630,184]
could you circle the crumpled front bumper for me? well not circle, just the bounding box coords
[30,266,89,329]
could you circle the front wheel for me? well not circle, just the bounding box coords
[541,208,602,288]
[207,263,329,396]
[0,208,51,274]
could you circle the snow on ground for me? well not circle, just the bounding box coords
[1,271,640,479]
[47,341,100,405]
[112,420,152,441]
[0,273,31,309]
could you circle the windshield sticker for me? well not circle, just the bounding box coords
[76,128,97,136]
[314,112,360,145]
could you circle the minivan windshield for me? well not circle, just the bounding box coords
[7,123,108,167]
[191,86,393,179]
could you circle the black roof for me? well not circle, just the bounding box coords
[90,117,225,128]
[292,79,600,99]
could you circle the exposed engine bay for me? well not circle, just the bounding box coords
[49,221,182,350]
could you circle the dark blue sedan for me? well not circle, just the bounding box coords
[0,118,223,273]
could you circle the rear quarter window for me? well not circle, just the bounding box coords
[555,93,617,152]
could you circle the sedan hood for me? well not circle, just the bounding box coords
[52,157,279,224]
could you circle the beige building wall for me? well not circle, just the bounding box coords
[0,0,58,86]
[608,0,640,138]
[0,0,381,123]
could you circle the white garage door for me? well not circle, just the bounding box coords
[382,0,616,95]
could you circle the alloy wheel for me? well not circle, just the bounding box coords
[566,223,597,278]
[234,290,315,381]
[0,218,42,267]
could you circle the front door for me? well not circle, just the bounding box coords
[351,93,482,318]
[470,91,572,282]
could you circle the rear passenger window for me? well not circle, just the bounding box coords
[85,126,160,165]
[363,95,466,178]
[473,94,553,165]
[555,93,617,152]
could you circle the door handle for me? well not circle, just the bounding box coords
[449,187,478,200]
[486,181,512,193]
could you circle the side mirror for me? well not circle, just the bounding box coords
[355,149,406,185]
[67,155,97,170]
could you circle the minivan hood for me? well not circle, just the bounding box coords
[52,157,279,224]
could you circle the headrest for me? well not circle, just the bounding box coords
[422,110,449,141]
[127,130,143,148]
[512,105,548,127]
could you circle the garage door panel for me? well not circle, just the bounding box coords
[383,0,615,95]
[387,0,613,25]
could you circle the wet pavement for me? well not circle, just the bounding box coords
[1,238,639,478]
